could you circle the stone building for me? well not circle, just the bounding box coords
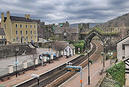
[117,35,129,61]
[1,11,39,44]
[54,26,79,41]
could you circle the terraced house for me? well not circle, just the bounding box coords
[1,11,39,44]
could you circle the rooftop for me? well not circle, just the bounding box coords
[4,16,40,23]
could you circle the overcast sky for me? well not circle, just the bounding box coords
[0,0,129,24]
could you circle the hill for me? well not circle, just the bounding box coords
[98,13,129,27]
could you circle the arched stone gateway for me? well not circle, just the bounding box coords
[80,27,120,49]
[85,31,105,48]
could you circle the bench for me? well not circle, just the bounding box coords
[0,76,10,81]
[18,71,25,75]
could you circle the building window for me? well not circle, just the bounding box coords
[26,25,28,28]
[2,36,4,39]
[31,31,32,34]
[20,31,23,35]
[30,25,32,28]
[34,25,36,28]
[16,24,18,28]
[16,31,18,35]
[122,44,125,50]
[31,36,32,39]
[26,36,28,41]
[20,24,22,28]
[26,31,28,34]
[122,56,125,59]
[16,37,19,41]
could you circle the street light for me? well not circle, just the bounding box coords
[108,51,113,65]
[15,47,19,77]
[101,51,105,71]
[86,50,90,85]
[101,40,107,71]
[31,74,40,87]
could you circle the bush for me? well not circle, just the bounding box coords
[73,40,85,53]
[106,61,125,86]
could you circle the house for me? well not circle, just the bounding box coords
[52,41,75,58]
[1,11,39,44]
[0,28,6,45]
[54,26,79,41]
[117,35,129,61]
[38,23,54,41]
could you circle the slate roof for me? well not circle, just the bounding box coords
[0,28,5,35]
[52,41,75,51]
[54,27,78,34]
[4,16,40,23]
[52,41,68,51]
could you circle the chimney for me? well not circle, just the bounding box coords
[7,11,10,19]
[1,12,4,21]
[25,14,30,19]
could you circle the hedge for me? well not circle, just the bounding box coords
[106,61,125,86]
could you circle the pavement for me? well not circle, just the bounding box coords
[0,54,79,87]
[126,74,129,87]
[60,41,111,87]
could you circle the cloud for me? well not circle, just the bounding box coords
[0,0,129,24]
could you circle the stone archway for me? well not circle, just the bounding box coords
[85,31,105,48]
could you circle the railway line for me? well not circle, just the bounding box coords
[15,42,96,87]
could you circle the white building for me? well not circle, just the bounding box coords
[117,35,129,61]
[52,41,75,58]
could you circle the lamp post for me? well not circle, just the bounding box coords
[101,41,106,72]
[86,50,90,85]
[101,51,105,71]
[15,47,19,77]
[108,51,113,65]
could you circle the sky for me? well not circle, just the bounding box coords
[0,0,129,24]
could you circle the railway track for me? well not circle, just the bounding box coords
[15,43,96,87]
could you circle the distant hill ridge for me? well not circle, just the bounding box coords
[70,23,102,28]
[98,13,129,27]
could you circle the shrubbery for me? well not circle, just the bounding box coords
[106,61,125,86]
[73,40,85,53]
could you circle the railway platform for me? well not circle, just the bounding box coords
[0,54,79,87]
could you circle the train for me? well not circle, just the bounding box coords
[39,52,56,63]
